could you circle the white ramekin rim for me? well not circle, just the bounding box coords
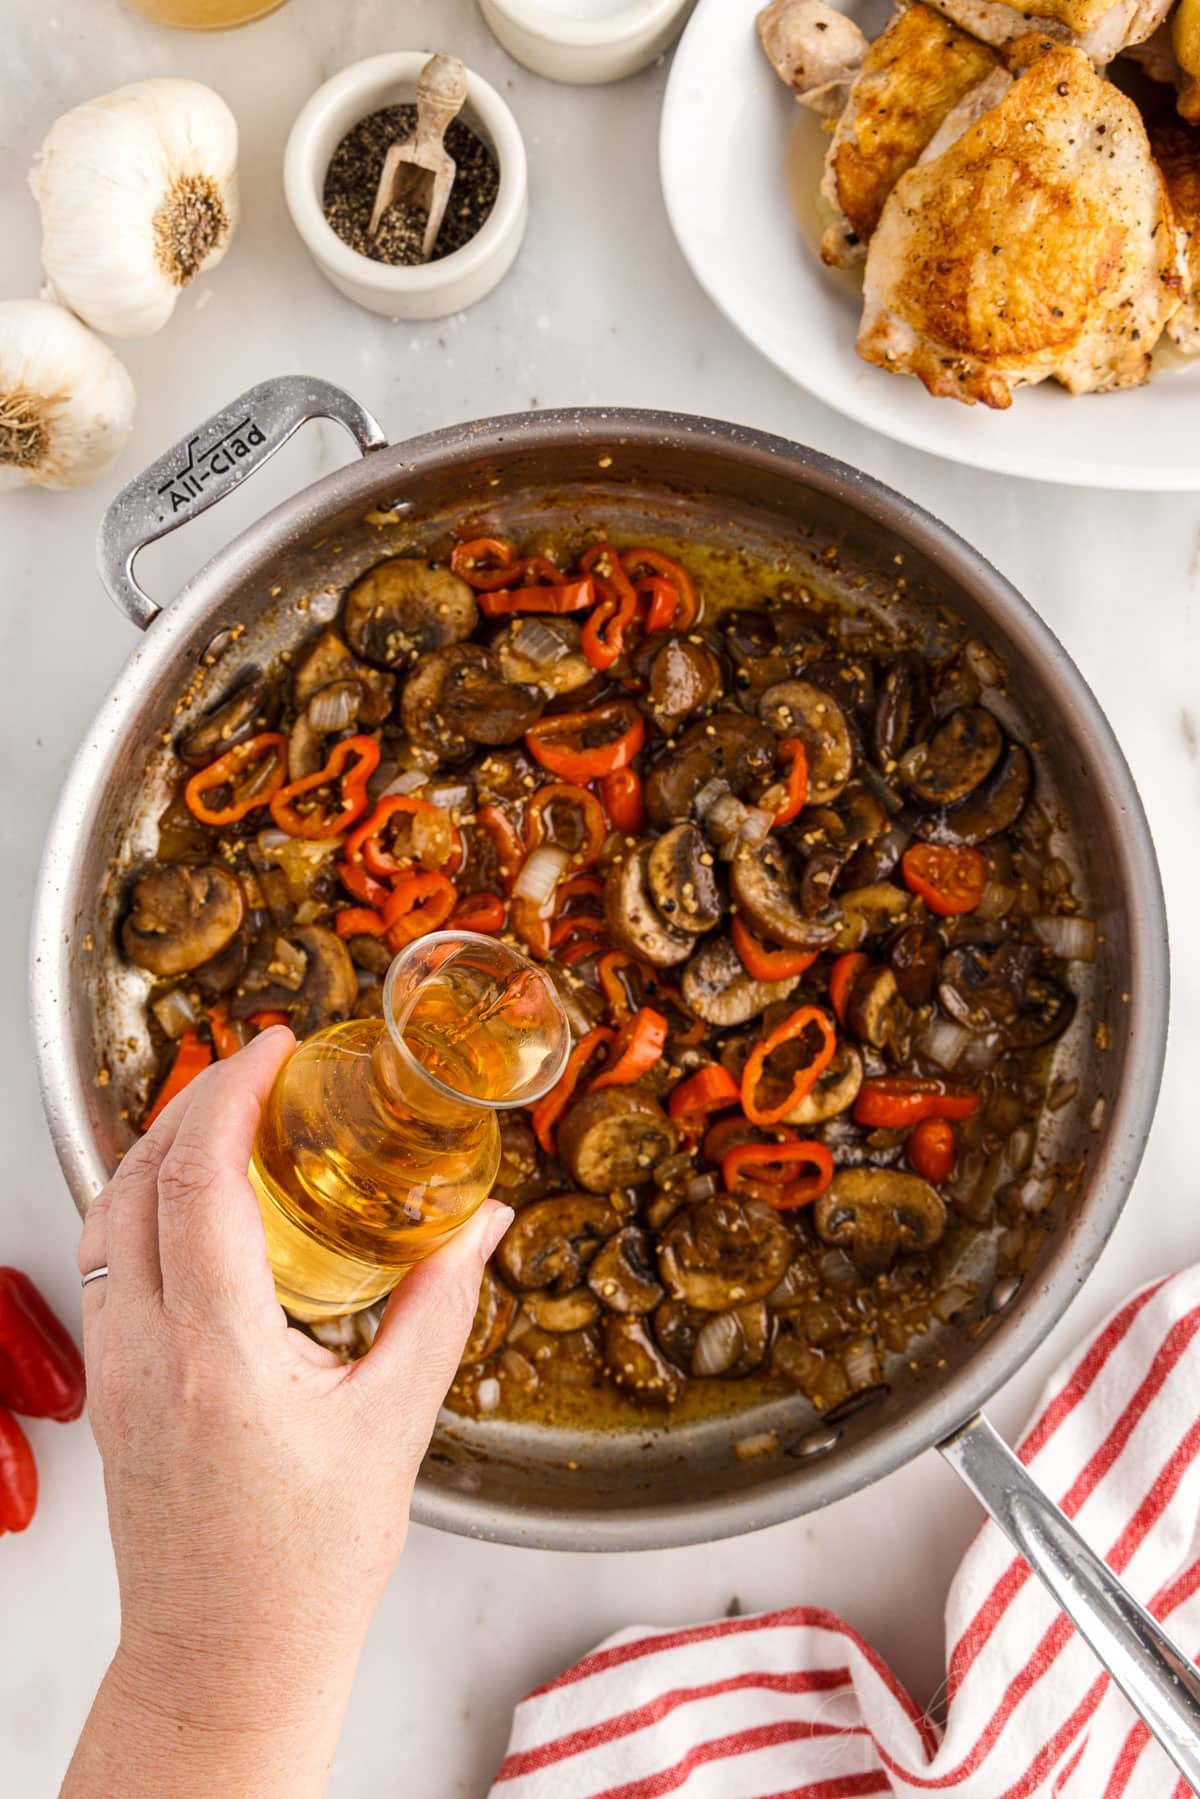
[483,0,691,49]
[283,51,528,299]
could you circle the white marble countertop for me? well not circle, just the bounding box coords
[2,1,1199,1793]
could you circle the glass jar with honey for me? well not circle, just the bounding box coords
[122,0,287,27]
[249,932,569,1322]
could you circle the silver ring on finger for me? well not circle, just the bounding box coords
[80,1266,110,1288]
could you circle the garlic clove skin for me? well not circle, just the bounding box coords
[30,79,239,340]
[0,299,135,490]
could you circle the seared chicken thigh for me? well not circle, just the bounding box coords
[1147,115,1200,351]
[757,0,870,116]
[857,45,1183,406]
[818,4,1001,266]
[920,0,1172,64]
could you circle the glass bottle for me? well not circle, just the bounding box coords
[249,932,570,1323]
[122,0,288,28]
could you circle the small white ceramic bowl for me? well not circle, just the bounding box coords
[284,52,528,320]
[479,0,696,84]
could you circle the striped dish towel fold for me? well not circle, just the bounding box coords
[489,1268,1200,1799]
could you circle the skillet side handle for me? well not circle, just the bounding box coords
[97,376,388,631]
[941,1412,1200,1789]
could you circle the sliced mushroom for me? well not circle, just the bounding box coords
[935,743,1032,846]
[286,711,331,781]
[691,1302,771,1378]
[720,609,791,697]
[493,1117,547,1202]
[346,934,393,976]
[830,881,911,952]
[815,1168,946,1274]
[462,1268,517,1362]
[343,558,478,670]
[758,679,854,804]
[889,922,942,1007]
[939,943,1075,1049]
[603,1315,682,1404]
[729,838,842,950]
[494,617,592,696]
[524,1288,601,1332]
[658,1197,792,1311]
[177,673,276,767]
[122,864,245,978]
[803,656,876,719]
[495,1193,620,1292]
[286,925,358,1035]
[190,932,248,997]
[401,644,542,762]
[785,1042,863,1125]
[586,1226,664,1314]
[557,1089,678,1192]
[681,934,800,1027]
[901,708,1004,809]
[645,713,774,827]
[844,964,912,1053]
[604,846,695,967]
[647,824,722,936]
[646,636,724,733]
[293,629,394,726]
[872,654,931,771]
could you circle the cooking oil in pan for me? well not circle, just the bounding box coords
[249,932,569,1322]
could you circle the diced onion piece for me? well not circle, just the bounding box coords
[653,1150,696,1189]
[933,1283,975,1324]
[381,768,429,798]
[309,1315,357,1351]
[1032,914,1097,963]
[958,1032,1002,1075]
[425,782,472,813]
[306,680,361,734]
[500,1348,537,1386]
[734,1429,779,1461]
[513,843,569,905]
[738,805,774,849]
[999,1126,1034,1182]
[1020,1175,1057,1214]
[917,1015,973,1071]
[1047,1077,1080,1113]
[269,934,309,992]
[843,1335,881,1391]
[513,618,571,665]
[256,827,293,852]
[356,1307,381,1350]
[975,879,1016,922]
[818,1248,857,1289]
[476,1377,501,1413]
[151,987,198,1040]
[692,1311,743,1377]
[686,1172,718,1204]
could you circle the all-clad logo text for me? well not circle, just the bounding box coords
[158,416,267,513]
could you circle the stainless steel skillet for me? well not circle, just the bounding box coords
[30,376,1199,1782]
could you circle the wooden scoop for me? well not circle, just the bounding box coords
[368,53,469,261]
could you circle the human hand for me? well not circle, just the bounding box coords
[65,1027,511,1798]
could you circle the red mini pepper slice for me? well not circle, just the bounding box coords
[0,1408,37,1535]
[449,536,520,591]
[667,1064,741,1138]
[334,903,389,939]
[529,1026,617,1153]
[829,951,870,1027]
[206,1004,245,1061]
[907,1116,957,1184]
[0,1270,86,1422]
[248,1010,291,1032]
[382,872,458,949]
[269,734,380,840]
[599,766,645,836]
[448,891,507,933]
[854,1077,979,1130]
[770,738,810,827]
[525,701,646,782]
[901,843,988,917]
[478,578,596,618]
[141,1027,213,1132]
[475,803,525,894]
[741,1005,838,1127]
[183,731,287,828]
[619,549,698,630]
[597,949,636,1023]
[731,916,820,983]
[722,1140,834,1210]
[350,794,462,878]
[524,783,608,869]
[589,1006,667,1091]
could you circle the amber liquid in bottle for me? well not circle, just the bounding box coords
[249,937,568,1322]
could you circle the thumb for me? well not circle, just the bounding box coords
[350,1199,513,1451]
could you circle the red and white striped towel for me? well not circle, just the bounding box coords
[489,1269,1200,1799]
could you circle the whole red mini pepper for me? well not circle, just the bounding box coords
[0,1408,37,1534]
[0,1269,86,1422]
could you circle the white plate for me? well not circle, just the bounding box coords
[661,0,1200,490]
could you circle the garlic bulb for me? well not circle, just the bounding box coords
[30,79,239,339]
[0,300,135,491]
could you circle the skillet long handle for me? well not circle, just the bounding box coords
[97,375,387,630]
[941,1412,1200,1791]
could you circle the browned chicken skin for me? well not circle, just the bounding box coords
[856,44,1184,407]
